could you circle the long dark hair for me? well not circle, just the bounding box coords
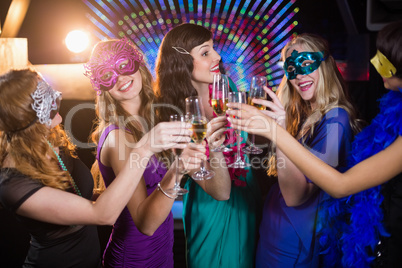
[154,23,212,122]
[376,20,402,78]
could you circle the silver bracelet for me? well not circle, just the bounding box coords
[157,182,177,199]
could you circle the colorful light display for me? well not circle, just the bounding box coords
[83,0,298,90]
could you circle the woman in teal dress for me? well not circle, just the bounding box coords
[155,23,261,267]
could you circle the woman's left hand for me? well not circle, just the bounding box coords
[206,115,228,149]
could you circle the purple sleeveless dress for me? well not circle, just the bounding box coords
[97,125,174,268]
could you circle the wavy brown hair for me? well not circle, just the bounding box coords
[88,39,170,194]
[154,23,213,121]
[0,68,76,190]
[267,33,361,176]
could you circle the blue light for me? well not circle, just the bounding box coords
[83,0,298,89]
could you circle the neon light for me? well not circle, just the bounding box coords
[83,0,299,89]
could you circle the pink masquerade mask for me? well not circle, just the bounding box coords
[84,37,144,94]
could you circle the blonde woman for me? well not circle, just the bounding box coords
[231,33,360,267]
[228,20,402,267]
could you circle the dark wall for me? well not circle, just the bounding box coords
[59,99,97,168]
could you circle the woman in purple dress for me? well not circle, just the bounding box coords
[84,38,205,268]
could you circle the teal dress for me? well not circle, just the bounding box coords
[183,83,262,268]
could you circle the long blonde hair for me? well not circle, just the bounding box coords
[88,40,172,194]
[0,68,76,190]
[267,34,361,176]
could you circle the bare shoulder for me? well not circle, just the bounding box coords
[101,127,136,166]
[103,128,135,147]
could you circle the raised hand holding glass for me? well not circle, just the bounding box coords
[185,96,215,180]
[210,74,232,152]
[165,114,189,195]
[228,92,251,168]
[242,76,267,154]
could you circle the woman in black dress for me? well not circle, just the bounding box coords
[0,68,191,267]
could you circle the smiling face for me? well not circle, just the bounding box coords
[107,65,143,103]
[286,44,320,105]
[190,39,221,90]
[84,38,144,95]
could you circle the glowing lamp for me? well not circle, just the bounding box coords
[65,30,89,53]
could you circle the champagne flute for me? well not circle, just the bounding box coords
[210,73,232,152]
[228,91,251,168]
[185,96,215,180]
[242,76,267,155]
[165,114,189,195]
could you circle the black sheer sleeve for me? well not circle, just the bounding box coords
[0,168,43,212]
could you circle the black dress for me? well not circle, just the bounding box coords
[0,153,101,268]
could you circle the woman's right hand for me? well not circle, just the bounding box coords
[138,121,192,155]
[206,116,228,150]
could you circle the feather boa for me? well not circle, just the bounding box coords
[317,89,402,267]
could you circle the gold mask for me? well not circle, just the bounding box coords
[370,50,397,78]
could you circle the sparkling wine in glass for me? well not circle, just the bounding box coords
[210,74,232,152]
[185,96,215,180]
[242,76,267,155]
[165,114,189,195]
[228,91,251,168]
